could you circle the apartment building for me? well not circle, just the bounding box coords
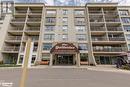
[0,3,129,66]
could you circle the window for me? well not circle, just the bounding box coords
[62,26,68,32]
[19,55,24,64]
[46,10,56,15]
[121,18,130,23]
[74,10,84,15]
[128,44,130,51]
[123,25,130,32]
[78,43,88,50]
[126,34,130,41]
[75,17,85,24]
[75,26,86,32]
[43,43,52,50]
[76,34,87,41]
[44,34,55,40]
[62,34,68,41]
[119,10,129,16]
[31,55,36,64]
[46,17,56,23]
[62,17,68,24]
[63,9,68,15]
[42,54,50,61]
[1,1,13,13]
[45,26,55,31]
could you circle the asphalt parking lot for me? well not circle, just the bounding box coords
[0,68,130,87]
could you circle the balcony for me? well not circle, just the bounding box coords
[29,11,42,15]
[104,11,119,16]
[27,18,41,23]
[8,27,23,32]
[89,11,102,14]
[92,37,107,41]
[90,19,104,23]
[91,27,106,31]
[5,36,22,42]
[26,27,40,32]
[3,46,20,53]
[109,37,125,41]
[93,47,126,52]
[11,18,25,23]
[107,27,123,31]
[105,18,120,22]
[15,11,27,15]
[23,36,39,42]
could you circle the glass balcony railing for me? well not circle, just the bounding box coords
[3,46,20,52]
[109,37,125,41]
[26,27,40,31]
[93,47,126,52]
[107,27,123,31]
[27,18,41,22]
[9,27,23,31]
[23,36,39,41]
[89,11,102,14]
[6,36,22,41]
[105,18,120,22]
[11,18,25,22]
[92,37,107,41]
[91,27,106,31]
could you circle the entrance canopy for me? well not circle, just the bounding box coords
[50,43,79,54]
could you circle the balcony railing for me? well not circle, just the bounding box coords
[3,46,20,52]
[29,11,42,14]
[107,27,122,31]
[104,11,118,15]
[27,18,41,22]
[23,36,39,41]
[90,19,104,22]
[109,37,125,41]
[105,18,120,22]
[91,27,106,31]
[11,18,25,22]
[6,36,22,41]
[93,47,126,52]
[89,11,102,14]
[92,37,107,41]
[26,27,40,31]
[15,11,27,14]
[9,27,23,31]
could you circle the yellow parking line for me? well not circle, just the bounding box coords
[19,38,31,87]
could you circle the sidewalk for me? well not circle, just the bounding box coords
[31,65,130,74]
[87,65,130,74]
[0,65,130,74]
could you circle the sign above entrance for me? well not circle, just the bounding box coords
[50,43,79,54]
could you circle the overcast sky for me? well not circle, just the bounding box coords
[44,0,130,5]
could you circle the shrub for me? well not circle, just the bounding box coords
[121,64,130,70]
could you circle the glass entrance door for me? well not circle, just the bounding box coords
[56,54,73,65]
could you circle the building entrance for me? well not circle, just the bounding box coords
[54,54,74,65]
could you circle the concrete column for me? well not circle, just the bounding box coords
[49,54,53,66]
[73,54,75,65]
